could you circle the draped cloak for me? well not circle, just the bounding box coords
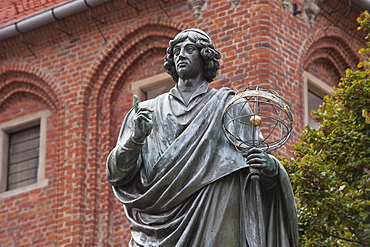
[107,84,298,247]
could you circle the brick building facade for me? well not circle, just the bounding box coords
[0,0,367,245]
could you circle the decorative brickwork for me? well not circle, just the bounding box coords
[0,65,59,113]
[0,66,60,246]
[300,27,362,86]
[0,0,69,26]
[82,19,187,245]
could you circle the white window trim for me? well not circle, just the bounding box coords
[131,73,173,101]
[0,110,50,199]
[303,71,334,126]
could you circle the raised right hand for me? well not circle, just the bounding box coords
[131,106,154,143]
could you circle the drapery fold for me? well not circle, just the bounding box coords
[107,87,298,247]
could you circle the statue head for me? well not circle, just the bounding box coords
[164,29,221,83]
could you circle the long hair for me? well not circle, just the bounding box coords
[164,29,221,83]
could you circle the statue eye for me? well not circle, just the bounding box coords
[173,47,180,56]
[186,46,196,53]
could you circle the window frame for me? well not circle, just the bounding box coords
[303,71,333,127]
[0,110,50,198]
[131,73,174,101]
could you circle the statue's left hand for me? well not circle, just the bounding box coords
[243,147,277,176]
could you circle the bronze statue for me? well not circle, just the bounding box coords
[107,29,298,247]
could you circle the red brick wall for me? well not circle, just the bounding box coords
[0,69,59,246]
[0,0,365,245]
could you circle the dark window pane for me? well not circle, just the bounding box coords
[9,137,39,155]
[7,178,37,191]
[308,90,323,129]
[10,126,40,144]
[8,158,39,174]
[7,125,40,191]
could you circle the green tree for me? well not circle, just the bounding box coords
[285,11,370,246]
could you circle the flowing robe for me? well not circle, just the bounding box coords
[107,83,298,247]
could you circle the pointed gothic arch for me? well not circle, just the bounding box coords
[81,19,187,244]
[300,27,362,83]
[0,65,60,112]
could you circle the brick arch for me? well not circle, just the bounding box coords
[85,18,187,104]
[304,38,357,71]
[0,68,60,112]
[299,27,362,76]
[0,65,64,246]
[85,20,187,153]
[80,19,188,245]
[304,49,344,77]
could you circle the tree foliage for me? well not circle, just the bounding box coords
[284,11,370,246]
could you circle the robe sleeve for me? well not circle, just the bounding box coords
[106,109,143,187]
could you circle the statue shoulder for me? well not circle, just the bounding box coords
[218,87,236,94]
[217,87,237,101]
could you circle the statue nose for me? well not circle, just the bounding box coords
[179,48,187,58]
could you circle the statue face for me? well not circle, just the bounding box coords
[173,38,204,80]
